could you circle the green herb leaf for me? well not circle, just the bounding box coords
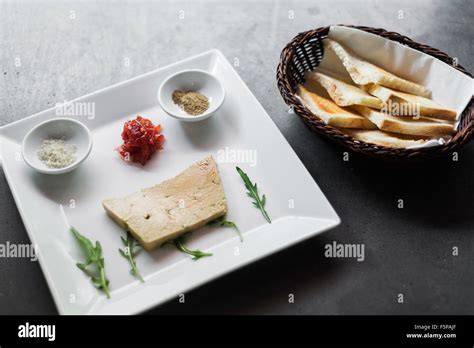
[70,227,111,298]
[119,232,144,282]
[236,166,271,223]
[214,216,243,242]
[167,236,212,261]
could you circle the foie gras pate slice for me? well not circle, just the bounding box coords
[102,156,227,251]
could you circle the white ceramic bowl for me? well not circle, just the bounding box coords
[21,118,93,174]
[158,69,225,122]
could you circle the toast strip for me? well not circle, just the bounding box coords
[342,129,427,148]
[365,84,457,121]
[305,71,384,109]
[297,85,376,129]
[353,106,455,137]
[324,38,431,98]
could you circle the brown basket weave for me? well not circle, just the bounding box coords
[276,25,473,161]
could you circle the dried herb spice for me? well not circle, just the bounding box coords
[172,90,209,116]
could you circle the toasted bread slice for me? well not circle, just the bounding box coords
[313,66,354,84]
[297,85,376,129]
[364,84,457,121]
[305,71,384,109]
[343,129,427,148]
[324,38,431,98]
[353,106,455,137]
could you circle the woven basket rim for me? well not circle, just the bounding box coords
[276,24,474,160]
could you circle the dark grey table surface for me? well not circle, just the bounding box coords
[1,0,472,315]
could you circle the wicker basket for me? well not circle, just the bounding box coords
[276,25,473,161]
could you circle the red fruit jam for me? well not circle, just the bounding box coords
[118,116,165,165]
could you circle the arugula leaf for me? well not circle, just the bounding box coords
[70,227,111,298]
[214,216,242,242]
[119,232,144,282]
[236,166,271,223]
[167,236,212,261]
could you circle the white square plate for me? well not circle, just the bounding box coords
[0,50,340,314]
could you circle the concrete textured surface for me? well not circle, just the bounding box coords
[0,0,472,315]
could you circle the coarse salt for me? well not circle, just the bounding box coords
[37,138,77,168]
